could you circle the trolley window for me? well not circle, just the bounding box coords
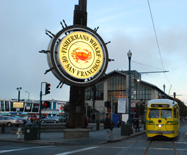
[161,109,172,118]
[149,109,159,118]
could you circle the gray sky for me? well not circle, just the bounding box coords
[0,0,187,104]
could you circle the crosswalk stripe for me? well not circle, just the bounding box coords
[0,146,50,154]
[55,146,98,155]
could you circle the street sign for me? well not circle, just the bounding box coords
[117,98,127,113]
[13,102,23,108]
[122,114,129,122]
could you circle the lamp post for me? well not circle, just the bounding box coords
[127,50,132,124]
[25,91,30,100]
[163,84,166,98]
[17,87,22,102]
[16,87,22,115]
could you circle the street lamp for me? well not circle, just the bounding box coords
[127,50,132,124]
[163,84,166,98]
[17,87,22,102]
[25,91,30,100]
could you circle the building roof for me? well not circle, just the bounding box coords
[98,70,172,99]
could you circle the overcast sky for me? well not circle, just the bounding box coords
[0,0,187,104]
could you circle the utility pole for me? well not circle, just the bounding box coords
[92,85,96,109]
[17,87,22,102]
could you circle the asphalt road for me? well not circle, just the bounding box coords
[0,122,187,155]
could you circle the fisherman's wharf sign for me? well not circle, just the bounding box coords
[59,31,103,79]
[46,25,108,87]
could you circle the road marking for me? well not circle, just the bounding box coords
[0,146,50,154]
[175,141,187,144]
[55,146,98,155]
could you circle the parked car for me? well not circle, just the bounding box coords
[23,115,30,121]
[30,115,38,122]
[40,116,59,123]
[12,116,27,124]
[0,116,23,127]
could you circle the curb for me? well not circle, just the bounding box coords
[0,131,146,146]
[100,131,146,144]
[0,139,68,146]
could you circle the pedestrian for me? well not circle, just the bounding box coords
[104,113,113,142]
[135,118,140,132]
[84,116,88,128]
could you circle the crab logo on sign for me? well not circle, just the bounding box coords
[71,48,92,63]
[46,25,109,87]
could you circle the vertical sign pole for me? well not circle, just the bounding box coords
[111,96,113,120]
[68,0,87,128]
[38,82,44,139]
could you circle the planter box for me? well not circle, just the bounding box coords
[63,128,90,139]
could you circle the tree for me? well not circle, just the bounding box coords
[174,98,187,117]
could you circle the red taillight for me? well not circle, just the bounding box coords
[15,120,21,123]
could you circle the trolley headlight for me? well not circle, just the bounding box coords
[156,124,164,127]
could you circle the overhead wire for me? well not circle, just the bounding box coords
[132,60,164,71]
[147,0,164,71]
[147,0,176,95]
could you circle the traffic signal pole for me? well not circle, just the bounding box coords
[38,82,44,139]
[38,82,51,139]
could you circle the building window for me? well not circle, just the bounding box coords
[96,83,104,100]
[108,91,126,103]
[32,104,39,112]
[85,83,104,100]
[135,84,151,100]
[107,76,126,102]
[25,103,32,112]
[146,89,151,99]
[108,76,126,91]
[1,101,4,111]
[85,89,92,100]
[10,102,17,111]
[5,101,9,111]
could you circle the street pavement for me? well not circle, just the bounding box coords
[0,124,145,146]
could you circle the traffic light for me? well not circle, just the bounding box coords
[105,101,111,109]
[43,101,50,108]
[45,83,51,95]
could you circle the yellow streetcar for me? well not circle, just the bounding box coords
[146,99,180,138]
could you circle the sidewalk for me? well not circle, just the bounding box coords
[0,125,146,146]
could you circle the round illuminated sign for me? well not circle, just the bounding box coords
[58,31,103,79]
[47,25,108,87]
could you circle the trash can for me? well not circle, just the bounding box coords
[121,124,131,136]
[24,123,39,140]
[96,121,100,130]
